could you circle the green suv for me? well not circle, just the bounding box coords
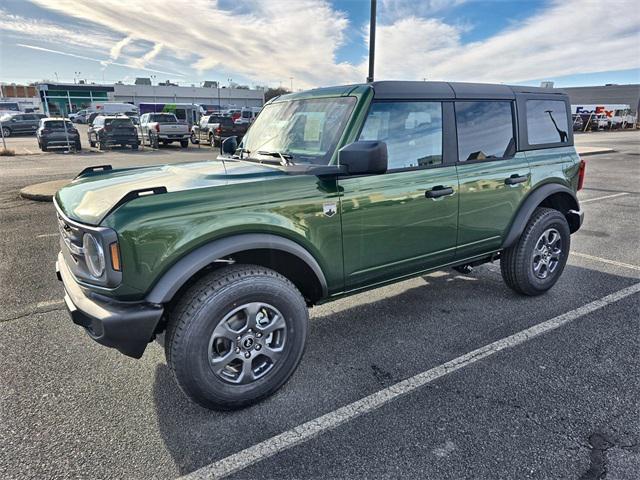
[55,81,585,410]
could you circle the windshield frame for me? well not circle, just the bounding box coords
[240,95,359,166]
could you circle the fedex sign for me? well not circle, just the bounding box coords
[572,104,629,117]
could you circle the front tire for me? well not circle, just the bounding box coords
[501,207,570,296]
[2,127,11,137]
[165,265,309,410]
[180,139,188,148]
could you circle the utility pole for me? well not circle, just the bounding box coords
[366,0,377,83]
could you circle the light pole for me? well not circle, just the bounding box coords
[290,77,294,91]
[366,0,377,83]
[150,75,157,104]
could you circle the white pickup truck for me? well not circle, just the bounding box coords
[139,112,190,148]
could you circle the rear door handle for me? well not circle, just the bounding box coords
[505,174,528,185]
[425,185,455,199]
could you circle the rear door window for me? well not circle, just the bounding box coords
[526,100,569,145]
[359,101,443,169]
[456,101,515,161]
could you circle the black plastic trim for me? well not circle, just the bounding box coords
[57,253,163,359]
[146,233,329,304]
[502,184,580,248]
[75,164,113,179]
[102,186,168,221]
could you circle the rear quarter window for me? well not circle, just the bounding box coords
[526,100,569,145]
[456,101,515,161]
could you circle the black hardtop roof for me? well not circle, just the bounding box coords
[370,81,568,100]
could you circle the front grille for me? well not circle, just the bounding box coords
[57,212,83,256]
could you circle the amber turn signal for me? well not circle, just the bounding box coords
[109,243,121,271]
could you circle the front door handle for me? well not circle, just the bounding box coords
[426,185,455,199]
[505,174,528,185]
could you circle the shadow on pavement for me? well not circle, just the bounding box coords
[153,263,639,475]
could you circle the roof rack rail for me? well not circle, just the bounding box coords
[75,165,113,179]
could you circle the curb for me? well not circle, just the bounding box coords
[20,179,71,202]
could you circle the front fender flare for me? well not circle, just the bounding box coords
[146,233,328,304]
[502,184,580,249]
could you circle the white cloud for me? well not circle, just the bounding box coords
[28,0,363,88]
[373,0,640,83]
[109,36,134,61]
[6,0,640,87]
[16,44,184,76]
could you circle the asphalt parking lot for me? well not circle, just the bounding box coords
[1,130,639,479]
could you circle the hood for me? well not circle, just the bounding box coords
[55,159,284,225]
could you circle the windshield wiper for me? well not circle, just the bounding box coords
[257,150,295,166]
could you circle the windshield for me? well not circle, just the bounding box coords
[241,97,356,164]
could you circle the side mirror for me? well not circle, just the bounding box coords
[221,136,238,155]
[338,141,387,175]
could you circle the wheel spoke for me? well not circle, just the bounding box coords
[261,344,284,363]
[209,351,235,375]
[258,313,286,335]
[238,358,255,384]
[212,321,240,341]
[243,302,263,329]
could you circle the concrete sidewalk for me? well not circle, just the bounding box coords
[19,179,70,202]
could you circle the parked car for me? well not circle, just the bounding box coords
[70,109,90,124]
[0,112,46,137]
[234,108,261,125]
[139,113,190,148]
[36,118,81,152]
[190,115,247,146]
[54,81,584,410]
[572,114,584,131]
[87,115,139,150]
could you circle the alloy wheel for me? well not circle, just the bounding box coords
[208,302,287,385]
[532,228,562,279]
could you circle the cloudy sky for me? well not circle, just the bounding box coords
[1,0,639,89]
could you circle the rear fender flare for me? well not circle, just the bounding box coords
[146,233,328,304]
[502,184,580,249]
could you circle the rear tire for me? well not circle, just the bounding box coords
[2,127,11,137]
[190,132,199,144]
[74,140,81,152]
[41,143,47,152]
[501,208,570,296]
[165,265,309,410]
[180,139,188,148]
[131,143,139,150]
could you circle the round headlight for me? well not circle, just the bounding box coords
[83,233,105,278]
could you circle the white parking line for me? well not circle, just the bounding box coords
[580,192,630,204]
[180,282,640,480]
[571,252,640,272]
[36,233,59,238]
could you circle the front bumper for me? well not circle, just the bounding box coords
[56,252,163,358]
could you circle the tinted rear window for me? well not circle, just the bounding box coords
[526,100,569,145]
[44,121,73,129]
[105,118,133,127]
[456,101,515,161]
[149,114,177,123]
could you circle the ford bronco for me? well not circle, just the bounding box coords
[55,81,585,410]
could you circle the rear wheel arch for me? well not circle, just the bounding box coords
[146,233,328,307]
[502,184,581,249]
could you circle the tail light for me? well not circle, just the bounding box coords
[577,158,586,191]
[215,127,222,135]
[155,123,160,132]
[42,128,51,134]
